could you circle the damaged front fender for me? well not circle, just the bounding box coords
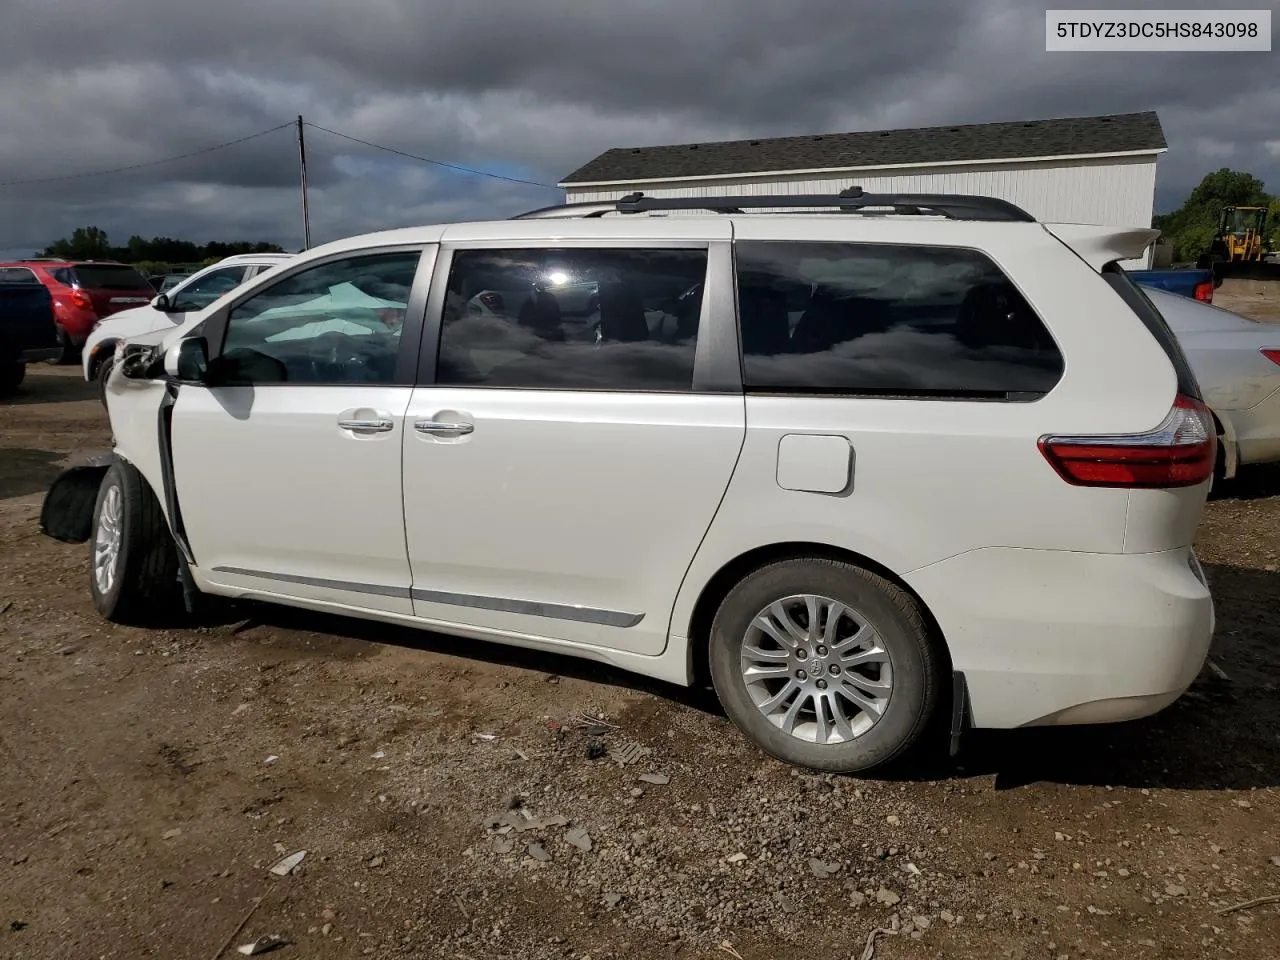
[39,452,114,543]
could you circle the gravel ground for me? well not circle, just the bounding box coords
[2,366,1280,960]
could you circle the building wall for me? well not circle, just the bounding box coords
[564,154,1160,268]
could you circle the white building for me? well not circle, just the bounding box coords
[559,111,1166,268]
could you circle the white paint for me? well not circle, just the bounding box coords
[103,208,1214,747]
[775,434,853,493]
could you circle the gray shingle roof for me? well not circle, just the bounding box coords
[560,111,1165,185]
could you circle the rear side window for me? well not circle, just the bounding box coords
[436,247,706,391]
[1102,264,1202,400]
[71,265,150,290]
[0,267,38,283]
[734,241,1064,400]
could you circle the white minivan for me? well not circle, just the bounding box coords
[42,191,1216,772]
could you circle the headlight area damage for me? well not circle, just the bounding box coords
[40,452,114,543]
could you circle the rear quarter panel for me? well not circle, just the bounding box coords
[671,219,1182,640]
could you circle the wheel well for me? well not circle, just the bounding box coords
[684,542,953,688]
[86,339,117,379]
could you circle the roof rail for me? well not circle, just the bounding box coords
[513,187,1036,222]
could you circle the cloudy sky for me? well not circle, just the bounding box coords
[0,0,1276,258]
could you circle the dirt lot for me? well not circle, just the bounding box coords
[3,367,1280,960]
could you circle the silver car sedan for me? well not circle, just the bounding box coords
[1144,285,1280,480]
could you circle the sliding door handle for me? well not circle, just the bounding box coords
[414,420,474,436]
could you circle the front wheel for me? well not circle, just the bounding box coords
[0,362,25,398]
[708,558,944,773]
[95,355,115,407]
[89,460,182,623]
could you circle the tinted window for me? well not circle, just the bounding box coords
[735,242,1064,400]
[52,268,73,285]
[71,265,150,290]
[220,251,420,385]
[436,248,706,391]
[169,266,249,312]
[0,267,38,283]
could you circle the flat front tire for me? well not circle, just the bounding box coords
[89,460,181,624]
[708,558,943,773]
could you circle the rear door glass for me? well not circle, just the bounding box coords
[734,240,1065,400]
[71,265,150,290]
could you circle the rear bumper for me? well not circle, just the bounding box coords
[1225,389,1280,467]
[905,546,1214,729]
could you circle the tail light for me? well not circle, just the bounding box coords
[1039,394,1216,489]
[1263,349,1280,367]
[68,288,93,310]
[1193,280,1213,303]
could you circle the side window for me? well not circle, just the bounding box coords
[0,267,38,283]
[52,268,73,285]
[169,266,249,312]
[436,248,706,391]
[220,251,421,385]
[735,241,1064,400]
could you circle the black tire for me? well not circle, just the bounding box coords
[48,326,78,365]
[708,558,943,773]
[95,355,114,407]
[88,459,182,624]
[0,362,25,398]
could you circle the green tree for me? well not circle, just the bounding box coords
[40,225,112,259]
[1157,168,1275,262]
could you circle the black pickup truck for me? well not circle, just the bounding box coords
[0,269,60,397]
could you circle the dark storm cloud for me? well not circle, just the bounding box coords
[0,0,1276,256]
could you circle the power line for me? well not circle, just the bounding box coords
[0,122,294,188]
[303,122,559,190]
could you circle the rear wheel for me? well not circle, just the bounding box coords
[89,460,182,624]
[708,558,943,773]
[48,326,79,365]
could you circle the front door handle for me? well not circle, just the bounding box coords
[414,420,474,436]
[338,417,394,433]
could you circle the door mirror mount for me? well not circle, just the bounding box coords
[152,293,173,312]
[162,337,210,385]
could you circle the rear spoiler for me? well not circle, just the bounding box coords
[1041,223,1161,271]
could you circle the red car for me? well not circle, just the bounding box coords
[0,259,155,363]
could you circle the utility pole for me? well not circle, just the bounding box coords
[296,115,311,250]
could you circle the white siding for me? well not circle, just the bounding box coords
[565,155,1159,268]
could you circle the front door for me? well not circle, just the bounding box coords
[170,247,432,614]
[401,240,745,656]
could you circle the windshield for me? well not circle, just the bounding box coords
[72,265,151,290]
[1223,208,1263,236]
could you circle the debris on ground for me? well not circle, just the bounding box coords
[236,934,286,955]
[268,851,306,877]
[1208,658,1231,681]
[726,852,748,864]
[603,892,622,908]
[585,741,606,761]
[858,926,897,960]
[565,826,593,852]
[638,772,670,785]
[1218,893,1280,915]
[610,740,651,766]
[161,828,182,841]
[527,843,551,862]
[471,733,497,742]
[875,887,901,906]
[262,756,278,765]
[56,645,78,656]
[808,857,839,878]
[370,751,385,759]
